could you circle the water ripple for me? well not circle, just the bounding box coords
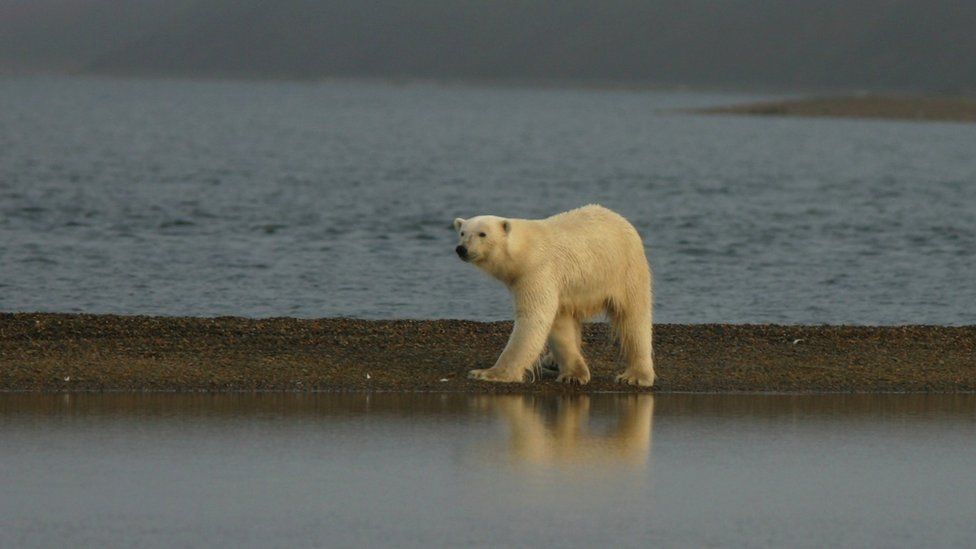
[1,77,974,324]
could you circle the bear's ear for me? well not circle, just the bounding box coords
[453,218,465,232]
[502,220,511,234]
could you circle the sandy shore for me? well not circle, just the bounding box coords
[1,313,974,393]
[698,95,976,123]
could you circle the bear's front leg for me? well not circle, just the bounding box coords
[469,288,557,383]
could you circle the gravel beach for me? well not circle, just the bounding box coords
[1,313,973,393]
[698,95,976,123]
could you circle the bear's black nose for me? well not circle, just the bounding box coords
[455,245,468,259]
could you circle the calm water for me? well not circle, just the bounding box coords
[0,394,973,548]
[1,77,975,324]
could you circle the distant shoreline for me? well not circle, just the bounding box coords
[698,95,976,123]
[2,313,973,393]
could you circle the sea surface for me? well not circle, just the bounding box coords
[1,393,974,548]
[1,76,975,324]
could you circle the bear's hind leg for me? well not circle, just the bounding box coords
[548,313,590,385]
[610,303,655,388]
[537,350,559,379]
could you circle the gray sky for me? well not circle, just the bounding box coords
[2,0,974,92]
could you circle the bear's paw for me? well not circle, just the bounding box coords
[615,369,656,388]
[468,367,525,383]
[555,372,590,385]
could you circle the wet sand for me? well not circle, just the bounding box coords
[1,313,974,393]
[698,95,976,123]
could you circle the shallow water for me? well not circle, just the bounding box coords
[1,393,974,548]
[2,77,975,324]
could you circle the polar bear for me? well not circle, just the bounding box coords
[453,204,654,387]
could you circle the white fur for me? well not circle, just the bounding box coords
[454,204,654,386]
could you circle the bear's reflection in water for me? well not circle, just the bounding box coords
[475,395,654,468]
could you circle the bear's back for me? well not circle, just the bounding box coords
[543,204,640,245]
[535,204,647,281]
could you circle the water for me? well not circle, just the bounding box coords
[0,393,973,548]
[1,76,975,324]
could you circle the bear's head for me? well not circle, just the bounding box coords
[453,215,513,277]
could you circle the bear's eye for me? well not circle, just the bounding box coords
[479,232,486,238]
[460,231,465,236]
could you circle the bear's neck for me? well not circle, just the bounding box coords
[484,220,545,286]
